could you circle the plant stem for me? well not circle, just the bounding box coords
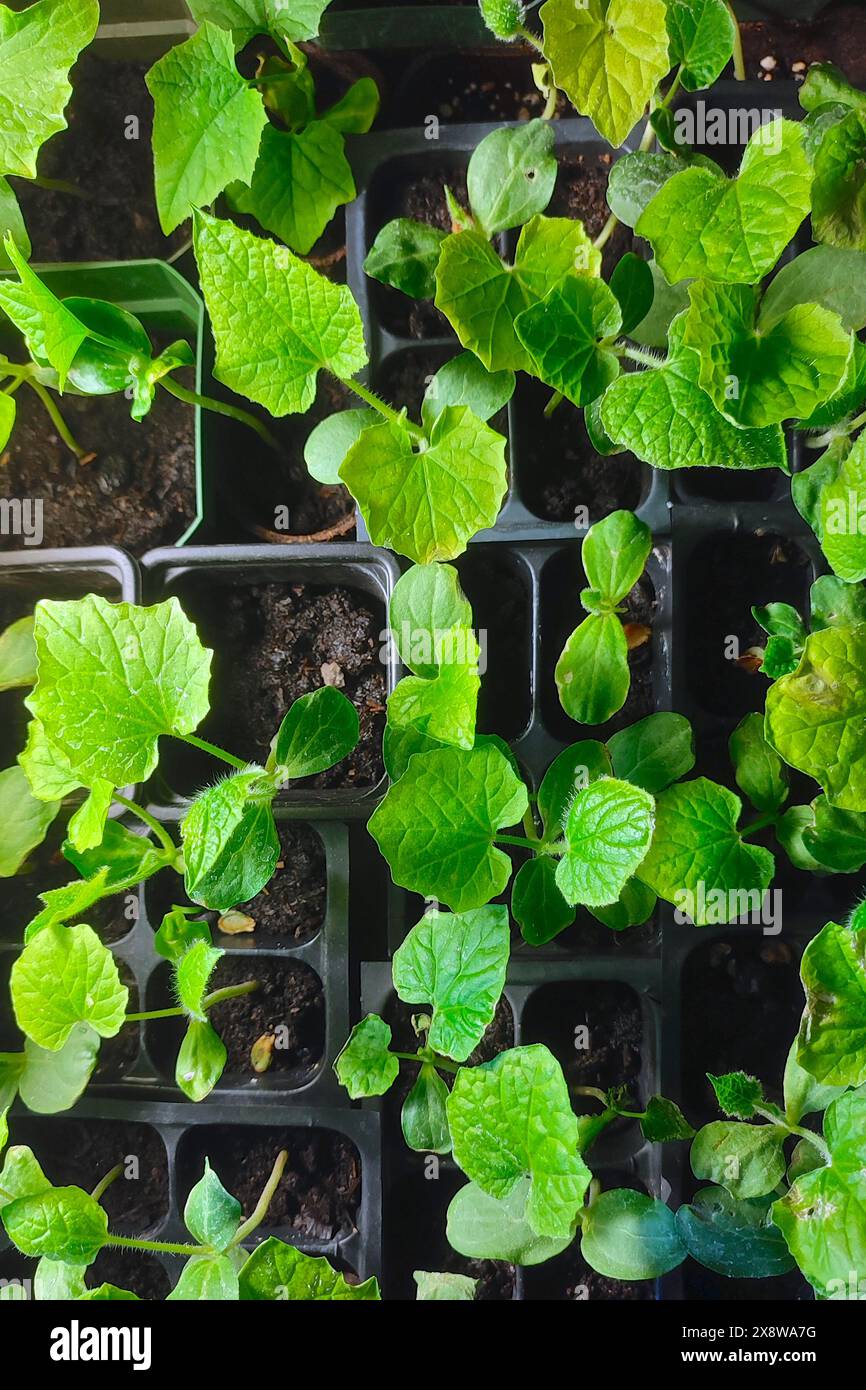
[166,236,193,265]
[343,376,426,442]
[739,812,777,839]
[111,1236,204,1257]
[25,379,89,460]
[91,1164,124,1203]
[159,376,282,454]
[230,1150,289,1246]
[593,212,618,252]
[30,175,91,200]
[807,407,866,449]
[624,345,662,369]
[541,85,557,120]
[126,980,259,1023]
[756,1106,832,1165]
[516,24,545,57]
[494,833,542,851]
[177,733,247,770]
[113,793,178,858]
[544,389,564,418]
[725,2,746,80]
[574,1086,609,1105]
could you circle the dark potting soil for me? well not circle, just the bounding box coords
[514,376,648,524]
[740,4,866,85]
[177,1126,362,1241]
[0,820,132,945]
[549,152,632,278]
[521,982,644,1116]
[523,1223,652,1301]
[458,548,533,739]
[163,579,385,794]
[0,365,197,556]
[96,960,140,1082]
[368,162,469,338]
[386,1168,516,1300]
[548,905,661,956]
[12,54,186,263]
[681,938,805,1125]
[683,532,812,722]
[375,345,452,418]
[390,50,572,127]
[382,994,514,1125]
[88,1249,173,1301]
[10,1116,169,1234]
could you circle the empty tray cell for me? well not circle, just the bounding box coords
[384,1167,516,1301]
[520,980,645,1117]
[97,960,141,1083]
[456,546,533,740]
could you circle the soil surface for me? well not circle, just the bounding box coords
[97,960,140,1081]
[521,982,644,1115]
[162,579,386,794]
[390,51,573,126]
[10,1117,169,1234]
[369,163,469,337]
[549,152,632,276]
[88,1250,173,1301]
[458,548,532,739]
[178,1127,362,1241]
[524,1235,652,1300]
[0,362,197,555]
[740,4,866,84]
[13,55,186,263]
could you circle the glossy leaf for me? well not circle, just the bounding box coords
[556,777,655,907]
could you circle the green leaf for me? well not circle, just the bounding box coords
[607,152,698,231]
[368,744,528,912]
[334,1014,399,1100]
[0,238,89,388]
[783,1039,846,1125]
[25,595,212,791]
[665,0,736,91]
[537,740,612,834]
[304,407,378,486]
[193,210,367,415]
[708,1070,765,1120]
[81,1283,140,1301]
[0,765,59,877]
[629,260,691,348]
[555,617,629,726]
[447,1045,590,1239]
[609,252,654,336]
[728,712,788,814]
[364,219,448,300]
[414,1270,475,1301]
[184,1160,241,1251]
[0,1144,51,1210]
[146,23,268,235]
[515,275,621,407]
[421,353,515,432]
[18,1025,98,1115]
[435,216,600,373]
[799,62,866,115]
[0,616,35,691]
[0,0,99,179]
[402,1065,451,1155]
[555,777,655,908]
[466,119,556,237]
[583,509,652,603]
[762,246,866,332]
[797,918,866,1087]
[641,1095,695,1143]
[341,407,507,566]
[389,562,475,677]
[818,432,866,582]
[765,623,866,811]
[227,120,354,256]
[320,76,379,135]
[512,856,576,946]
[187,0,331,44]
[601,314,787,472]
[691,1121,787,1199]
[539,0,670,147]
[0,387,14,450]
[154,905,212,963]
[446,1176,575,1266]
[479,0,526,41]
[388,664,479,760]
[683,280,851,428]
[63,821,169,892]
[581,1189,685,1280]
[0,177,29,270]
[11,924,128,1051]
[798,796,866,874]
[175,940,223,1022]
[637,778,775,924]
[636,120,811,285]
[812,110,866,250]
[22,870,110,945]
[66,779,115,855]
[167,1254,239,1301]
[268,687,359,780]
[238,1237,380,1300]
[182,771,280,912]
[3,1186,107,1266]
[676,1187,795,1279]
[811,574,866,630]
[34,1258,88,1299]
[176,1019,227,1102]
[588,876,657,932]
[608,712,695,793]
[392,905,509,1062]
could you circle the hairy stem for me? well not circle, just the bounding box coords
[25,379,90,460]
[342,375,426,441]
[111,1235,204,1257]
[113,793,178,859]
[231,1150,289,1246]
[126,980,259,1023]
[624,345,662,369]
[494,833,543,851]
[160,376,282,454]
[177,733,247,770]
[91,1164,124,1204]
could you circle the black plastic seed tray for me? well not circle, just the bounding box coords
[0,1096,382,1295]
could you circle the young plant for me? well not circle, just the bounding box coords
[0,0,100,268]
[0,237,278,461]
[192,211,511,564]
[0,613,61,878]
[0,1143,380,1300]
[147,1,378,253]
[555,509,652,725]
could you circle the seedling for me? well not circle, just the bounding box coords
[147,1,378,253]
[0,1143,380,1300]
[0,613,61,878]
[0,238,278,462]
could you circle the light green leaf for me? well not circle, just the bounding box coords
[811,574,866,630]
[581,1189,685,1280]
[0,1143,50,1212]
[147,23,268,235]
[268,687,359,780]
[555,777,655,907]
[63,820,170,890]
[187,0,331,44]
[537,740,612,834]
[608,712,695,792]
[446,1176,575,1266]
[783,1039,846,1125]
[227,120,354,255]
[176,1019,226,1102]
[11,924,128,1051]
[364,219,448,300]
[182,771,280,912]
[555,614,629,725]
[175,940,223,1023]
[25,595,212,791]
[334,1014,399,1100]
[676,1187,795,1279]
[539,0,670,147]
[601,313,788,471]
[588,876,657,932]
[763,246,866,332]
[708,1070,764,1120]
[402,1065,451,1155]
[0,616,35,691]
[368,744,528,912]
[818,432,866,582]
[466,119,556,237]
[34,1258,88,1299]
[812,110,866,250]
[320,76,379,135]
[387,663,479,758]
[154,905,212,963]
[392,905,509,1062]
[691,1121,787,1199]
[193,209,367,415]
[636,120,811,284]
[238,1237,380,1299]
[0,0,99,179]
[0,177,29,269]
[23,870,111,945]
[636,778,775,924]
[799,61,866,115]
[797,918,866,1087]
[665,0,735,91]
[0,237,89,387]
[66,779,114,855]
[802,796,866,873]
[515,275,621,407]
[447,1045,591,1238]
[184,1160,241,1251]
[414,1270,475,1301]
[3,1186,107,1265]
[167,1254,239,1301]
[583,509,652,603]
[607,152,698,231]
[421,352,515,432]
[389,562,475,678]
[765,623,866,811]
[304,407,378,485]
[729,712,788,814]
[0,765,60,877]
[18,1025,99,1115]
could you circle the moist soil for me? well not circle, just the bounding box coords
[10,1117,169,1234]
[740,4,866,84]
[87,1250,173,1301]
[548,152,632,277]
[521,982,644,1115]
[150,956,325,1085]
[163,580,386,794]
[681,938,805,1124]
[683,532,811,723]
[0,364,197,555]
[13,54,186,263]
[389,51,573,127]
[178,1126,362,1241]
[369,164,469,338]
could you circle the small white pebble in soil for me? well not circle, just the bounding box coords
[760,55,777,71]
[321,660,345,688]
